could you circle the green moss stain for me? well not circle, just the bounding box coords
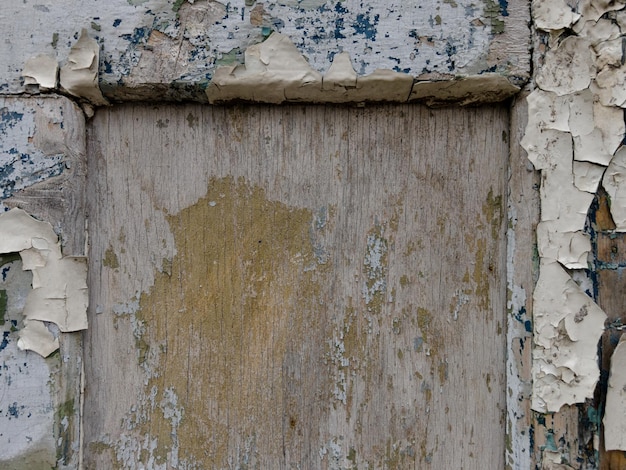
[216,47,243,67]
[484,0,506,34]
[103,246,119,269]
[56,399,76,464]
[416,307,432,342]
[130,176,330,467]
[88,441,113,455]
[172,0,185,11]
[483,188,503,240]
[0,254,21,325]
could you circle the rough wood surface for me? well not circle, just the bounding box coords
[85,104,509,469]
[595,232,626,468]
[0,96,86,469]
[507,93,536,469]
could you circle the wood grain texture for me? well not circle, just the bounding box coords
[596,232,626,469]
[85,104,508,469]
[507,93,537,470]
[1,95,86,469]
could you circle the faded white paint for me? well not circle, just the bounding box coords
[1,0,529,104]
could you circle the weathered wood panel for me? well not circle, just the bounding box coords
[85,104,508,468]
[507,93,537,469]
[0,95,86,469]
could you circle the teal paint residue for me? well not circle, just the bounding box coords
[215,48,243,67]
[0,109,24,135]
[543,431,557,452]
[352,13,379,40]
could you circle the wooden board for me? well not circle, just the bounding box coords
[0,95,86,469]
[84,104,508,468]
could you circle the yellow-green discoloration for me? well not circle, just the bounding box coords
[127,177,331,467]
[483,188,503,240]
[103,246,119,269]
[56,399,76,464]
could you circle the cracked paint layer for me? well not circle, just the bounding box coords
[522,0,626,418]
[3,0,529,104]
[0,208,88,357]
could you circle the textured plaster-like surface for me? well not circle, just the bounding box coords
[1,0,529,104]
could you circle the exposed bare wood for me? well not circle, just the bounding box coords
[85,104,509,468]
[507,92,537,469]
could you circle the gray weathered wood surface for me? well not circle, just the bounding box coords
[0,95,86,469]
[85,104,508,468]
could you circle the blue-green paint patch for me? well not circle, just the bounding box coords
[543,431,557,452]
[6,402,26,419]
[0,110,24,135]
[498,0,509,16]
[0,331,8,351]
[121,26,149,45]
[352,13,378,40]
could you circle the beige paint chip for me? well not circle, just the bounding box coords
[532,0,580,31]
[532,260,606,413]
[536,36,594,96]
[206,32,323,104]
[22,54,58,90]
[60,28,108,105]
[536,223,591,269]
[0,208,88,357]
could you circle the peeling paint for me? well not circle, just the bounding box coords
[0,208,88,357]
[3,0,529,104]
[531,260,606,412]
[22,54,59,91]
[523,0,626,432]
[59,29,108,106]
